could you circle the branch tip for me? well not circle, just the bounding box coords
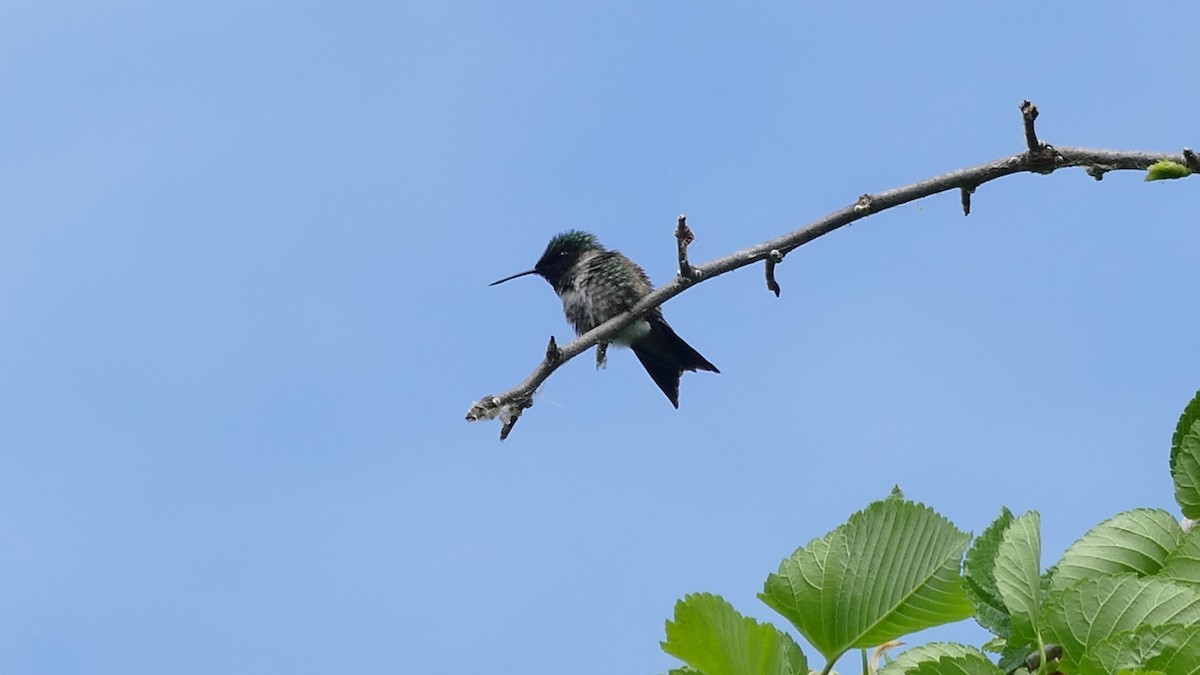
[1020,100,1041,153]
[1019,100,1061,173]
[764,250,783,297]
[1183,148,1200,173]
[545,335,561,363]
[498,394,533,440]
[675,214,696,280]
[959,185,975,216]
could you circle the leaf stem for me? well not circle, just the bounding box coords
[1035,634,1048,675]
[820,650,845,675]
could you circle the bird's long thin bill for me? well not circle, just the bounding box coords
[488,269,538,286]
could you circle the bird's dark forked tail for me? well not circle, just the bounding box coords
[630,316,719,408]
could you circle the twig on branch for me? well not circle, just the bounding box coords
[1020,99,1041,152]
[1184,148,1200,173]
[676,214,696,282]
[960,185,975,216]
[466,101,1194,439]
[765,249,784,297]
[1020,99,1061,172]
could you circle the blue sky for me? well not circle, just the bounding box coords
[2,2,1198,673]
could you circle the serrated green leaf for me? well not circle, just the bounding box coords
[1050,509,1183,591]
[963,508,1015,638]
[994,512,1042,646]
[879,643,996,675]
[1078,623,1200,675]
[1175,425,1200,519]
[1117,670,1167,675]
[1159,529,1200,586]
[980,636,1006,653]
[1040,574,1200,670]
[1172,392,1200,518]
[895,652,1004,675]
[759,498,972,664]
[1172,392,1200,460]
[1145,160,1192,181]
[996,644,1034,674]
[662,593,807,675]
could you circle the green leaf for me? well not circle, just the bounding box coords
[1172,391,1200,518]
[1172,391,1200,463]
[906,656,1003,675]
[1159,529,1200,586]
[759,497,973,664]
[1145,160,1192,181]
[1040,574,1200,670]
[1077,624,1200,675]
[994,511,1042,646]
[995,644,1035,674]
[963,508,1015,638]
[1050,509,1183,591]
[890,651,1004,675]
[879,643,999,675]
[980,637,1006,653]
[662,593,807,675]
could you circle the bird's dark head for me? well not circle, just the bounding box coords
[490,229,603,288]
[532,230,602,282]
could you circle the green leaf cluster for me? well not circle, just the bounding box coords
[1145,160,1192,181]
[659,389,1200,675]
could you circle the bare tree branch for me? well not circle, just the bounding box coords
[466,102,1194,439]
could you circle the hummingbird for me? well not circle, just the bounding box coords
[490,230,718,407]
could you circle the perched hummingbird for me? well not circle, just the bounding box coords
[490,230,719,407]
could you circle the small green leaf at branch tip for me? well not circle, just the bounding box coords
[1145,160,1192,181]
